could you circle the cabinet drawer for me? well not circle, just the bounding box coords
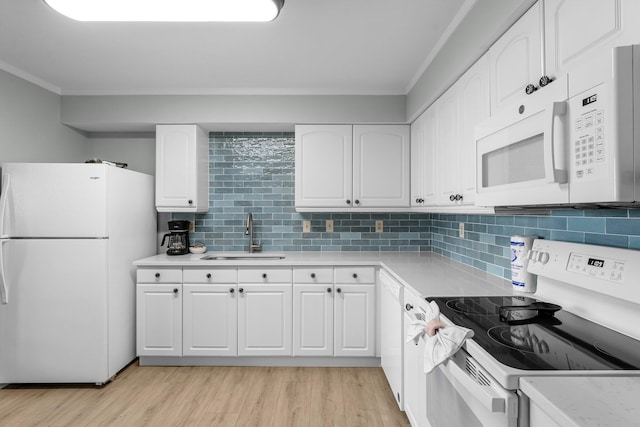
[293,267,333,284]
[137,267,182,283]
[238,268,292,283]
[183,268,237,284]
[334,267,376,284]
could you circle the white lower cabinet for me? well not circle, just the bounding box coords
[137,265,376,360]
[136,267,183,356]
[292,284,334,356]
[334,267,376,357]
[293,267,376,357]
[237,268,293,356]
[136,283,182,356]
[403,290,428,427]
[182,284,237,356]
[182,268,238,356]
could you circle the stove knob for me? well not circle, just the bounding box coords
[540,252,550,264]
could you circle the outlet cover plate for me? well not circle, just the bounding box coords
[326,220,334,232]
[375,220,383,233]
[459,222,464,238]
[303,220,311,233]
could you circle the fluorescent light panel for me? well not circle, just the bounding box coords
[43,0,284,22]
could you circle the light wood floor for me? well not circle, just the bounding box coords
[0,362,411,427]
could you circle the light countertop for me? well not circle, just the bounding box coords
[134,251,513,299]
[521,376,640,427]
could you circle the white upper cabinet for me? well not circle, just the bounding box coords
[544,0,640,77]
[435,88,460,206]
[457,55,490,206]
[411,107,437,208]
[155,124,209,213]
[411,54,490,212]
[295,124,410,210]
[352,125,410,208]
[489,2,542,113]
[435,56,490,207]
[295,125,353,208]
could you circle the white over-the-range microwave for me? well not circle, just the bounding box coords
[475,45,640,207]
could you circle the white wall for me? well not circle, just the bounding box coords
[406,0,536,121]
[60,94,407,133]
[0,69,86,163]
[85,134,155,176]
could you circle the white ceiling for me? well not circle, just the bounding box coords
[0,0,471,96]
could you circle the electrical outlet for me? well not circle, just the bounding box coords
[459,222,465,238]
[326,219,334,232]
[303,220,311,233]
[189,221,195,232]
[375,220,384,233]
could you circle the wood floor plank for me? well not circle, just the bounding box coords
[234,367,282,427]
[370,369,411,427]
[309,374,346,427]
[0,363,411,427]
[342,380,383,427]
[272,380,313,427]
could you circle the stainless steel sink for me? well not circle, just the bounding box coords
[201,253,286,260]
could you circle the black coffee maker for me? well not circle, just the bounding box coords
[161,220,190,255]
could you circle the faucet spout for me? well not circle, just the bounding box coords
[245,212,261,253]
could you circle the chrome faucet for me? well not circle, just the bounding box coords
[245,212,261,253]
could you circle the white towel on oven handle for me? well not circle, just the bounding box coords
[423,323,474,373]
[404,300,474,373]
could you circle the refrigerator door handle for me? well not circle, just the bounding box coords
[0,239,8,304]
[0,173,10,238]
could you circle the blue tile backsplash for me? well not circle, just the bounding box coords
[173,133,431,253]
[173,132,640,281]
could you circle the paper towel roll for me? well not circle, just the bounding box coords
[510,235,537,293]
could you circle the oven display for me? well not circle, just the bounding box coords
[568,253,625,282]
[587,258,605,268]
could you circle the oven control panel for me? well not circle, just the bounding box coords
[566,252,625,282]
[527,239,640,305]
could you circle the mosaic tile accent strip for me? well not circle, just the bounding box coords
[431,210,640,280]
[172,132,431,252]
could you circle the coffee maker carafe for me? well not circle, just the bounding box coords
[161,220,190,255]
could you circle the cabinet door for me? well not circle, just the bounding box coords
[403,311,428,427]
[155,124,208,213]
[421,108,438,206]
[457,55,490,205]
[410,114,426,207]
[295,125,353,208]
[136,284,182,356]
[237,284,292,356]
[334,284,376,357]
[183,284,237,356]
[353,125,410,208]
[411,113,437,208]
[544,0,640,77]
[293,284,333,356]
[489,3,542,113]
[435,88,460,205]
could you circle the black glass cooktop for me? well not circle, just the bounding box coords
[429,296,640,371]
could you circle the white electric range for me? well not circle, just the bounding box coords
[424,240,640,427]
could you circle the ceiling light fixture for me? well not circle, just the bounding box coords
[43,0,285,22]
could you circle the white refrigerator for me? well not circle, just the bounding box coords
[0,163,156,385]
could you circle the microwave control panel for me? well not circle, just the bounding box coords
[571,84,606,181]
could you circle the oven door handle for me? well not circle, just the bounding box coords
[439,356,516,415]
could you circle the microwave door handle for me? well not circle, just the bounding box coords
[545,101,568,183]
